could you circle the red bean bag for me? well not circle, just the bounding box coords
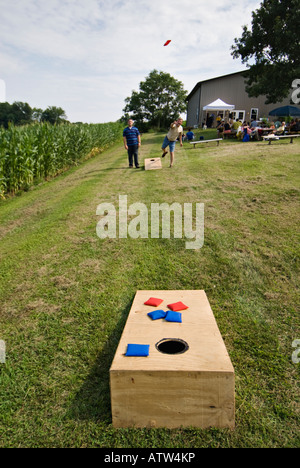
[144,297,163,307]
[167,301,188,311]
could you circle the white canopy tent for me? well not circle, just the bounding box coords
[203,98,235,127]
[203,98,235,111]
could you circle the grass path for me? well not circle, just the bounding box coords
[0,133,299,447]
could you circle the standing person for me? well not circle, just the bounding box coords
[123,119,141,168]
[161,118,183,167]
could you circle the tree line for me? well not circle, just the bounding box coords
[0,102,67,128]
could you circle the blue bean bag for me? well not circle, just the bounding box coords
[125,344,150,357]
[165,311,182,323]
[147,310,167,320]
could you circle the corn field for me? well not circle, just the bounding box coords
[0,122,123,198]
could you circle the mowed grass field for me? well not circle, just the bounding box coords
[0,130,299,448]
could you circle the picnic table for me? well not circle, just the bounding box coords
[259,128,275,136]
[222,130,237,139]
[248,127,274,140]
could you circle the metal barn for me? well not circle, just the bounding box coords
[186,71,292,128]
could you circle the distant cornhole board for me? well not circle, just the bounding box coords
[144,158,162,170]
[110,290,235,429]
[0,340,5,364]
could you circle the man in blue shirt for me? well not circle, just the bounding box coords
[123,119,141,168]
[185,128,195,141]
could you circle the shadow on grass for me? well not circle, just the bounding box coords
[66,296,134,424]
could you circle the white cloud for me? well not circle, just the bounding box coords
[0,0,261,122]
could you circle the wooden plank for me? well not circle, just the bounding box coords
[111,370,234,429]
[110,290,235,429]
[277,135,300,143]
[277,134,300,138]
[263,134,300,144]
[144,158,162,170]
[191,139,222,148]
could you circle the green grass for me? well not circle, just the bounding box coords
[0,131,299,447]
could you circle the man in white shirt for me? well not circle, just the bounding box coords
[161,118,183,167]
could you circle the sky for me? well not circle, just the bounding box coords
[0,0,262,123]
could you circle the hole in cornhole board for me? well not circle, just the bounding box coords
[156,338,189,355]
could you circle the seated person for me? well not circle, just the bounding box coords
[289,119,300,133]
[250,122,268,140]
[274,120,282,129]
[224,121,231,131]
[294,119,300,132]
[236,126,243,139]
[250,125,262,140]
[223,120,233,137]
[185,129,195,141]
[232,119,242,130]
[216,115,222,126]
[217,119,225,136]
[287,119,296,132]
[237,121,247,140]
[274,122,286,135]
[232,119,242,136]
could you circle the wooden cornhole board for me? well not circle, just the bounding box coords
[110,290,235,429]
[144,158,162,170]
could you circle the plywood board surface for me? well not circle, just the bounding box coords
[144,158,162,170]
[110,290,234,373]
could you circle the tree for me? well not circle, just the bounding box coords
[41,106,67,124]
[0,102,15,128]
[123,70,188,130]
[231,0,300,104]
[32,108,44,122]
[11,102,32,125]
[0,101,32,128]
